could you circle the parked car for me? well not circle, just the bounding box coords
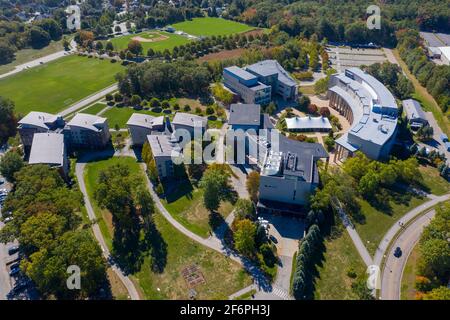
[10,262,20,270]
[394,246,402,258]
[4,216,13,223]
[8,246,19,255]
[9,267,20,277]
[0,178,5,184]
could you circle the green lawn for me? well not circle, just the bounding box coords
[107,31,191,52]
[102,107,170,128]
[314,231,367,300]
[162,182,234,238]
[355,194,427,256]
[0,40,65,75]
[82,103,108,115]
[83,156,251,299]
[131,211,252,300]
[401,243,420,300]
[172,17,254,37]
[84,156,143,250]
[0,55,123,115]
[418,165,450,196]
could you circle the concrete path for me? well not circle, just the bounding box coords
[0,39,77,80]
[60,84,118,117]
[380,209,436,300]
[75,154,141,300]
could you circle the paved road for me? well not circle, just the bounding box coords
[60,84,118,117]
[75,156,141,300]
[0,40,77,80]
[0,219,12,300]
[373,193,450,269]
[380,209,436,300]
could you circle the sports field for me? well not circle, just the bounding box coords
[172,17,255,36]
[108,31,191,52]
[0,55,123,115]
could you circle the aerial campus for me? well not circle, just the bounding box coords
[0,0,449,305]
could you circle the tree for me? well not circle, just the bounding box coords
[297,95,310,111]
[422,286,450,300]
[246,171,260,203]
[114,25,122,33]
[234,199,256,221]
[128,40,143,55]
[0,150,24,182]
[0,96,17,144]
[130,95,142,106]
[358,171,380,195]
[105,41,114,52]
[418,238,450,281]
[342,152,371,181]
[319,107,330,118]
[27,26,51,49]
[417,125,434,141]
[199,167,231,212]
[149,98,161,109]
[0,41,16,64]
[314,77,329,95]
[233,219,256,257]
[324,136,334,151]
[307,104,318,115]
[95,41,104,51]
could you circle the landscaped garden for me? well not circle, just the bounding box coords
[0,55,123,115]
[172,17,255,37]
[83,156,251,300]
[131,211,252,299]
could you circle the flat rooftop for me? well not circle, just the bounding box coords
[66,113,107,132]
[172,112,207,129]
[246,60,297,87]
[18,111,63,130]
[147,134,179,158]
[229,104,261,126]
[224,66,257,81]
[29,132,65,166]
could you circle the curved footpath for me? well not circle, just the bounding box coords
[75,152,141,300]
[379,209,436,300]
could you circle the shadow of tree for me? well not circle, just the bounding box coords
[143,222,168,274]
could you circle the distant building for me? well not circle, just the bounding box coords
[327,67,398,161]
[285,116,332,132]
[171,112,208,140]
[17,111,65,148]
[402,99,428,130]
[223,60,298,105]
[127,113,167,146]
[28,132,68,178]
[246,60,298,101]
[223,66,272,105]
[65,113,111,149]
[147,134,181,180]
[257,134,329,214]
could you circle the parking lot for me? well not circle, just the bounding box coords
[327,46,388,72]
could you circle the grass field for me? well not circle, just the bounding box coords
[0,55,123,115]
[84,156,143,250]
[0,40,64,75]
[401,243,420,300]
[162,182,234,238]
[355,194,427,256]
[314,231,367,300]
[82,103,108,115]
[108,31,191,52]
[172,17,254,37]
[131,211,252,299]
[83,156,251,299]
[418,165,450,196]
[102,107,170,128]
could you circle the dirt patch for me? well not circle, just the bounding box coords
[241,28,265,37]
[132,32,169,43]
[198,48,246,62]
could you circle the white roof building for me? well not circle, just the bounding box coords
[285,116,332,132]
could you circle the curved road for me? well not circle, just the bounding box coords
[75,155,141,300]
[379,209,436,300]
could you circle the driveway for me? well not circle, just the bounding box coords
[380,209,436,300]
[422,111,450,164]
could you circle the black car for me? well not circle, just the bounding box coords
[8,246,19,255]
[394,246,402,258]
